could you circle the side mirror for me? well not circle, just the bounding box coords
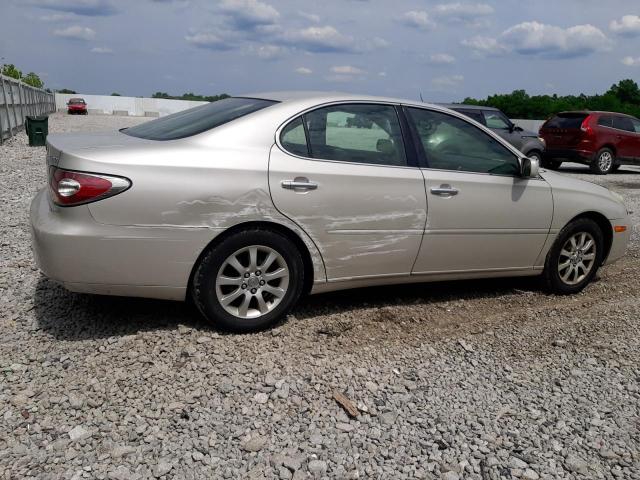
[520,157,540,178]
[514,125,523,132]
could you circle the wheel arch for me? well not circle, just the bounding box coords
[566,211,613,264]
[599,144,617,157]
[187,221,317,298]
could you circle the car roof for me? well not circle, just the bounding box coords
[241,91,446,110]
[437,103,498,112]
[556,110,633,117]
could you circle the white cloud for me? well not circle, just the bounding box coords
[610,15,640,36]
[432,74,464,89]
[250,44,285,59]
[184,31,232,50]
[461,35,507,56]
[433,3,493,24]
[218,0,279,27]
[298,11,320,23]
[428,53,456,64]
[622,56,640,66]
[52,25,96,40]
[400,10,434,30]
[295,67,312,75]
[285,25,355,53]
[91,46,113,53]
[502,22,610,58]
[39,12,76,21]
[28,0,116,16]
[330,65,366,75]
[463,22,611,59]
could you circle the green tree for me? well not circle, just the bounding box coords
[607,79,640,105]
[1,64,22,80]
[22,72,44,88]
[58,88,77,94]
[111,92,121,96]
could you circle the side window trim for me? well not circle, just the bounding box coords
[394,105,419,168]
[401,105,430,169]
[404,105,521,177]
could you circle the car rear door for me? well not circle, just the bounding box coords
[405,106,553,273]
[269,103,427,281]
[612,115,637,161]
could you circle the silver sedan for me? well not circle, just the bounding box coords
[31,92,631,331]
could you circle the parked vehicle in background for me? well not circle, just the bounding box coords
[539,111,640,174]
[31,93,630,332]
[440,104,546,164]
[67,98,87,115]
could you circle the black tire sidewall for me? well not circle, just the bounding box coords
[192,229,304,332]
[544,218,604,294]
[591,148,614,175]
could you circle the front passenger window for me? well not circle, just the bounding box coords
[407,107,520,176]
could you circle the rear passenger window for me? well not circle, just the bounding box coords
[613,116,635,132]
[597,116,613,127]
[280,117,308,156]
[303,104,407,166]
[454,109,485,125]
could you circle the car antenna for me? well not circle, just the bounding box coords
[419,92,424,102]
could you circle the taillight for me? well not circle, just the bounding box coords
[48,167,131,206]
[580,115,594,136]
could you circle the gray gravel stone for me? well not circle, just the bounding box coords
[2,114,640,480]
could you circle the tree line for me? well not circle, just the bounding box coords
[1,64,45,89]
[462,79,640,119]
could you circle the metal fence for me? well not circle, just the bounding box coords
[0,74,56,145]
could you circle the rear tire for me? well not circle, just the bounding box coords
[191,228,304,332]
[543,218,604,295]
[590,148,615,175]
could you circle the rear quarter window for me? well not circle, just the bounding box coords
[123,97,276,140]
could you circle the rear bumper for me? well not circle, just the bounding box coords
[30,189,220,301]
[544,148,594,163]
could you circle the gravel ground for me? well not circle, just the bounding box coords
[1,113,639,480]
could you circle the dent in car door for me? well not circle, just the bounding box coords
[268,104,427,281]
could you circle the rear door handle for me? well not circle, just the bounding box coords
[430,186,459,196]
[281,178,318,191]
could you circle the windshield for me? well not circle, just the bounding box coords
[122,97,277,140]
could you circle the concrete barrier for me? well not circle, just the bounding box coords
[55,93,207,117]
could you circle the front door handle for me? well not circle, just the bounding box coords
[281,177,318,191]
[430,185,459,196]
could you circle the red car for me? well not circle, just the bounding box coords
[540,111,640,174]
[67,98,88,115]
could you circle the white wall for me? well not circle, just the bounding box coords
[55,93,207,117]
[511,119,545,133]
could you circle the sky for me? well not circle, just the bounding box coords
[1,0,640,102]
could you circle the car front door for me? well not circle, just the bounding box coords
[405,106,553,274]
[269,103,427,281]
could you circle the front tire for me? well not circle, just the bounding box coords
[590,148,615,175]
[543,218,604,295]
[191,229,304,332]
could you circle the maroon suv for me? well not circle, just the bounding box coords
[540,111,640,174]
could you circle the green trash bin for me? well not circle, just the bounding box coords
[25,115,49,147]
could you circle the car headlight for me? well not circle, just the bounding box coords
[538,137,546,146]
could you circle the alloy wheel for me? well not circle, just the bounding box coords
[557,232,596,286]
[215,245,290,319]
[598,151,613,172]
